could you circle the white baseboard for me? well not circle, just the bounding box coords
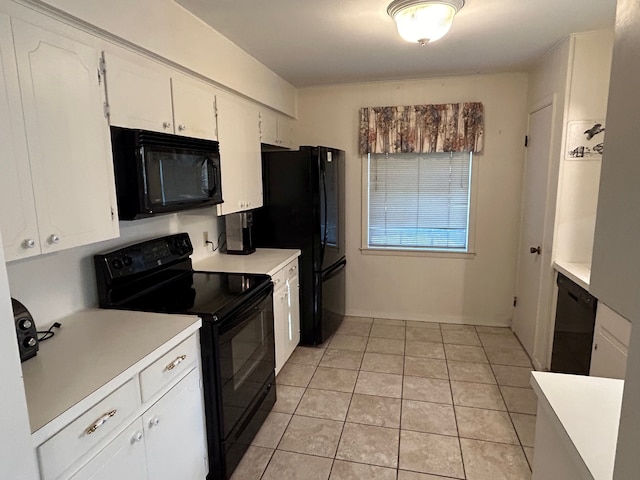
[345,309,512,328]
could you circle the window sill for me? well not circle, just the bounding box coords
[360,247,476,259]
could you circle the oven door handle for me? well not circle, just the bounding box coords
[218,285,273,336]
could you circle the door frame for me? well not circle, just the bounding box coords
[514,94,561,371]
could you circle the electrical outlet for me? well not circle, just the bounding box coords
[203,231,209,247]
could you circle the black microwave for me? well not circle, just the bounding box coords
[110,126,223,220]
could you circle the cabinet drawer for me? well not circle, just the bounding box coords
[139,334,198,402]
[271,268,286,290]
[39,379,139,480]
[284,258,299,281]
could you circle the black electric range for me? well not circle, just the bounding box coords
[94,233,275,479]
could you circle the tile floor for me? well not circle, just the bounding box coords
[232,317,537,480]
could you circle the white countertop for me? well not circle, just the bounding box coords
[22,309,201,439]
[531,371,624,480]
[553,260,591,290]
[194,248,301,277]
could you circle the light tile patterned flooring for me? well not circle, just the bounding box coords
[232,317,536,480]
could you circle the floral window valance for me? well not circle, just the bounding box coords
[358,102,484,155]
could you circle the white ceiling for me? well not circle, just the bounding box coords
[176,0,617,88]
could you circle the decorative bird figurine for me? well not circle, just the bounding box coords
[584,123,605,140]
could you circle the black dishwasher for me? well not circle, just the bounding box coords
[550,273,597,375]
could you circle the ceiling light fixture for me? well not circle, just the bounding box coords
[387,0,464,45]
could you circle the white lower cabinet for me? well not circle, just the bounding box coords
[37,335,207,480]
[273,259,301,374]
[69,420,147,480]
[143,368,207,480]
[590,303,631,379]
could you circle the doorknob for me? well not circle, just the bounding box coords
[530,246,541,255]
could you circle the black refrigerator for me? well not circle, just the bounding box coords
[253,146,346,346]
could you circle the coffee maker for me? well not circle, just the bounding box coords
[225,211,256,255]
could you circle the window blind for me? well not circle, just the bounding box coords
[368,152,472,251]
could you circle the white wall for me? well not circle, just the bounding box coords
[0,230,39,480]
[6,211,223,327]
[297,73,528,325]
[25,0,296,116]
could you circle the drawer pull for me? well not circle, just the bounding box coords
[289,265,297,272]
[86,410,117,434]
[166,355,187,371]
[149,416,160,428]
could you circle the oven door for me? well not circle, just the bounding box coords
[217,285,274,439]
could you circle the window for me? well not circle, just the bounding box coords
[365,151,474,253]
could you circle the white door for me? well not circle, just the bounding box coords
[104,51,173,133]
[12,19,119,254]
[143,369,208,480]
[513,104,553,358]
[216,94,262,215]
[69,420,148,480]
[0,15,40,261]
[273,283,288,375]
[171,75,218,141]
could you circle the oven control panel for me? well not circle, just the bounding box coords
[95,233,194,280]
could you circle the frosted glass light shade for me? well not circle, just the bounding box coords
[388,0,464,45]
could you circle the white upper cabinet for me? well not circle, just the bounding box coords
[171,74,218,141]
[8,18,119,256]
[0,15,40,262]
[104,51,173,134]
[259,110,294,149]
[105,52,217,140]
[216,94,263,215]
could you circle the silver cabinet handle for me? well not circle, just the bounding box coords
[49,234,60,244]
[166,354,186,371]
[289,265,297,272]
[131,431,143,444]
[22,239,36,249]
[86,410,117,434]
[162,121,172,129]
[149,416,160,428]
[178,124,186,131]
[274,278,280,285]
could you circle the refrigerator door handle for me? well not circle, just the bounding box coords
[321,258,346,282]
[320,161,328,267]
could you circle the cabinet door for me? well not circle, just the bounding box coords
[259,110,279,146]
[143,368,207,480]
[216,94,263,215]
[278,116,294,149]
[285,274,301,358]
[69,420,147,480]
[12,20,119,254]
[171,75,218,141]
[273,283,288,375]
[0,15,40,261]
[104,51,173,134]
[590,328,628,379]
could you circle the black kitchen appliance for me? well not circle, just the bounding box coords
[94,233,274,480]
[110,126,223,220]
[225,211,256,255]
[551,273,598,375]
[12,299,38,362]
[253,146,346,345]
